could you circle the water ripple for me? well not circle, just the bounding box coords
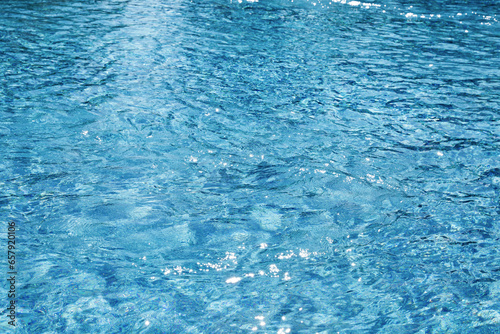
[1,0,499,332]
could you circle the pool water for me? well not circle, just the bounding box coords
[1,0,499,332]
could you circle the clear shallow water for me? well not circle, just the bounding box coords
[0,0,499,332]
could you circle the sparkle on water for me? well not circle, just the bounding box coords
[1,0,499,333]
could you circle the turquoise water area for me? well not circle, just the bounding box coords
[1,0,499,332]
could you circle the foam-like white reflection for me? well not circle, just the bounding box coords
[240,0,499,26]
[277,328,291,334]
[269,264,280,275]
[277,250,295,259]
[226,276,242,284]
[299,249,311,258]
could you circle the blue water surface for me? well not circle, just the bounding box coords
[1,0,499,332]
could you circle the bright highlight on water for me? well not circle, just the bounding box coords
[0,0,499,332]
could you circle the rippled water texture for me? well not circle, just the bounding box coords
[1,0,499,332]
